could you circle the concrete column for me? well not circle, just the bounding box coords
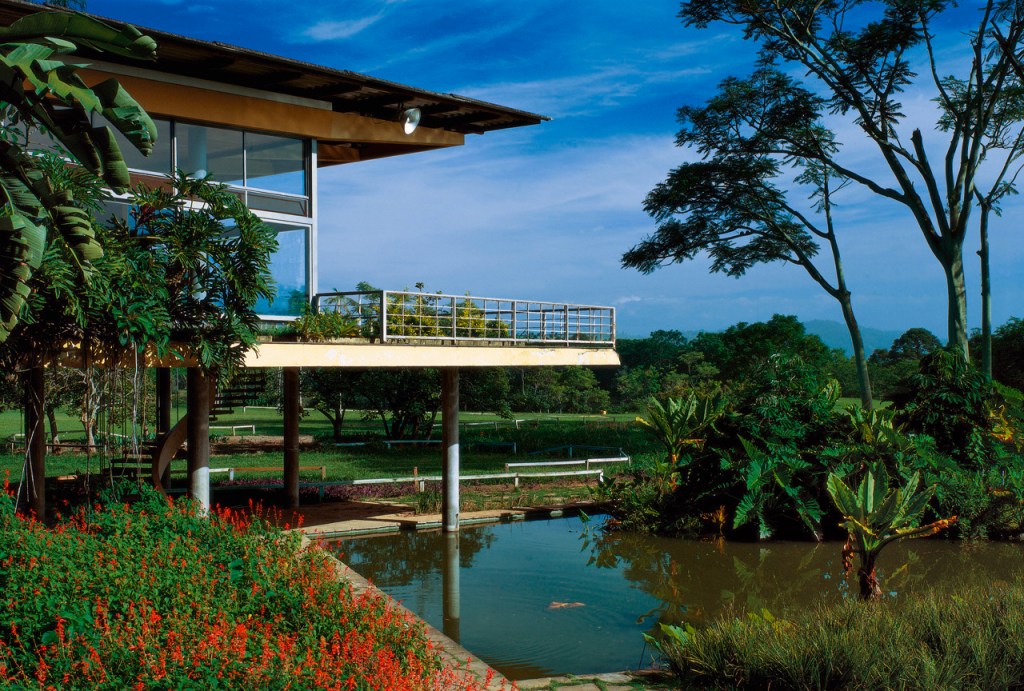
[283,367,300,510]
[441,368,460,532]
[442,532,461,643]
[186,368,211,514]
[24,366,46,519]
[156,368,172,488]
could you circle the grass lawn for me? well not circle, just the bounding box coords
[0,407,637,442]
[0,407,657,511]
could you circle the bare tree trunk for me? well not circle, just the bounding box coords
[840,295,873,409]
[979,207,993,380]
[943,248,970,357]
[45,404,60,453]
[333,395,346,440]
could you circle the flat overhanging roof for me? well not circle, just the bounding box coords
[0,0,548,136]
[47,342,620,369]
[243,343,620,369]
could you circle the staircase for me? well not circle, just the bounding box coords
[211,370,268,420]
[140,369,271,492]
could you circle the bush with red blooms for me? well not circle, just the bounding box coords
[0,479,492,689]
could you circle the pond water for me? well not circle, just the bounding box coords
[336,516,1024,680]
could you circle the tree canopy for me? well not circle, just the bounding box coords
[676,0,1024,356]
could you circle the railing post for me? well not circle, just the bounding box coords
[511,301,518,345]
[380,291,388,343]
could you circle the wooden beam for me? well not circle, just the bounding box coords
[283,367,300,510]
[24,366,45,519]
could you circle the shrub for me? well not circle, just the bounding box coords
[894,348,1003,467]
[0,482,488,690]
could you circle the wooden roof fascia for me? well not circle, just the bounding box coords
[0,0,549,136]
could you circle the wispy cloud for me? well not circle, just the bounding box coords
[301,14,383,42]
[459,65,712,119]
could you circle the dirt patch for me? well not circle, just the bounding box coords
[211,435,318,453]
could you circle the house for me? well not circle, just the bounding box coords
[4,0,619,527]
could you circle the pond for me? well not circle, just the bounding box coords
[336,515,1024,680]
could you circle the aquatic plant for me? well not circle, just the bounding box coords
[827,462,956,600]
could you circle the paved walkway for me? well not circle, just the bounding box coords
[292,498,597,538]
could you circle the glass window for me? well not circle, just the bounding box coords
[90,114,171,175]
[254,223,309,317]
[246,190,309,216]
[245,132,305,196]
[115,118,171,174]
[177,123,243,185]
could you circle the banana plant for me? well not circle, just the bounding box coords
[0,11,157,343]
[827,462,957,600]
[635,390,726,462]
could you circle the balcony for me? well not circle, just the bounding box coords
[243,290,618,369]
[311,290,616,348]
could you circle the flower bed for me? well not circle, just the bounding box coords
[0,479,490,689]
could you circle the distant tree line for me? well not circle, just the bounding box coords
[291,313,1024,440]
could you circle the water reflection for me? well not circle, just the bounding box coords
[442,533,460,643]
[336,516,1024,679]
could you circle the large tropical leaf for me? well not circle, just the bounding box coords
[0,11,156,343]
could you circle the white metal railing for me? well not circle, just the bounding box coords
[313,290,615,347]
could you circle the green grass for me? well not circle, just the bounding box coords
[0,407,658,490]
[834,397,890,410]
[0,408,638,442]
[656,580,1024,690]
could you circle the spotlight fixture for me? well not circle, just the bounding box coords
[400,106,421,135]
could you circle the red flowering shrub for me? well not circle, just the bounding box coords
[0,481,489,689]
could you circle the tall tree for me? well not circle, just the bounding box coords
[679,0,1024,356]
[624,68,875,408]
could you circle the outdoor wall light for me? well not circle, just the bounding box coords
[400,107,421,135]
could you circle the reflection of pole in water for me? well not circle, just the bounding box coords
[442,532,461,643]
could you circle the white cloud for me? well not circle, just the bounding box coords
[458,65,712,119]
[301,15,383,42]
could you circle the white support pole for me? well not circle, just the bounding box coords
[187,368,211,515]
[441,368,460,532]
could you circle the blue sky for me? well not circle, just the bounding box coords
[84,1,1023,339]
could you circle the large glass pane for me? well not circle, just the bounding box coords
[177,123,243,186]
[245,132,305,195]
[254,224,308,317]
[247,190,309,216]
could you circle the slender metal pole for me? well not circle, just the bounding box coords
[283,367,300,509]
[186,368,211,514]
[441,368,460,532]
[25,366,46,519]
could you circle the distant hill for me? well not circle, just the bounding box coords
[803,320,903,356]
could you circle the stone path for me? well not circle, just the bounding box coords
[513,670,676,690]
